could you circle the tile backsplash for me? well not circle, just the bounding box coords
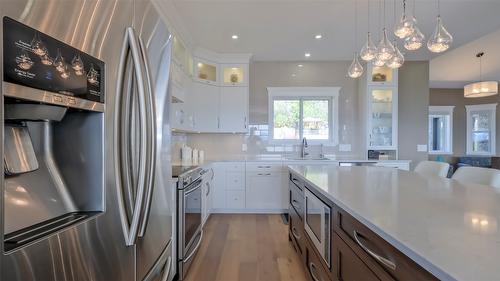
[172,124,361,162]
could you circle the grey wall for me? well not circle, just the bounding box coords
[398,61,430,168]
[430,88,500,156]
[184,61,430,164]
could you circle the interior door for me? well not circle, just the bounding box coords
[133,2,174,280]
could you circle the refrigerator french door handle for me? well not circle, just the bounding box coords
[114,27,149,246]
[137,34,157,238]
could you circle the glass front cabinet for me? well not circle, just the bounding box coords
[367,86,398,150]
[220,64,249,86]
[194,57,218,85]
[368,64,398,86]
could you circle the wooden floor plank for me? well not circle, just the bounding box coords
[183,214,308,281]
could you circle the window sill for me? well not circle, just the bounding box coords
[428,151,454,155]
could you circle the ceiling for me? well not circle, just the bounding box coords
[430,28,500,88]
[170,0,500,61]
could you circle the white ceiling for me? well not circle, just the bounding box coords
[430,28,500,88]
[170,0,500,61]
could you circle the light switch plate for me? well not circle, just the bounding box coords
[417,144,428,152]
[242,143,247,152]
[339,144,352,152]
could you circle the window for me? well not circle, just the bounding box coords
[428,106,454,154]
[466,103,497,155]
[267,87,340,144]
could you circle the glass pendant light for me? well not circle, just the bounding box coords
[40,47,53,65]
[348,53,364,78]
[427,0,453,53]
[60,64,70,79]
[360,32,377,61]
[360,1,377,61]
[71,54,85,76]
[87,64,99,85]
[372,57,386,67]
[17,50,34,70]
[386,40,404,69]
[348,0,364,78]
[376,28,395,61]
[31,32,46,57]
[404,26,424,50]
[376,0,395,61]
[54,49,65,72]
[394,0,414,39]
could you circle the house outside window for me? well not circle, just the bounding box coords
[466,103,497,156]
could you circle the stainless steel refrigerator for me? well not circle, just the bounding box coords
[0,1,174,280]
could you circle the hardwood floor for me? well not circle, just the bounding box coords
[184,214,309,281]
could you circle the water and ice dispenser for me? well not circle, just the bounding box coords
[2,17,105,252]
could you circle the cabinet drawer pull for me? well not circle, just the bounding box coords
[353,230,396,271]
[257,173,272,176]
[308,262,321,281]
[291,227,301,240]
[257,165,271,168]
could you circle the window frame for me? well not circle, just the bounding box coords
[428,106,455,155]
[267,87,340,145]
[466,103,497,156]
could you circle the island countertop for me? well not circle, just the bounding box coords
[288,165,500,281]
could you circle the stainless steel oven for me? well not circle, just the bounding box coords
[177,168,203,280]
[304,187,332,268]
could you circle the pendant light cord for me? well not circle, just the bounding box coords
[383,0,386,28]
[355,0,358,49]
[437,0,441,17]
[412,0,416,18]
[367,0,370,32]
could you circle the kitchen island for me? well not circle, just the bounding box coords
[288,165,500,281]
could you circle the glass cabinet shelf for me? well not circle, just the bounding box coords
[368,65,397,86]
[368,88,397,148]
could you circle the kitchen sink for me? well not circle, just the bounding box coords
[285,157,331,161]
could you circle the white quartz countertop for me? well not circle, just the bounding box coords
[200,155,411,163]
[288,165,500,281]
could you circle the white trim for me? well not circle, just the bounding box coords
[466,103,497,156]
[267,87,340,145]
[428,106,455,155]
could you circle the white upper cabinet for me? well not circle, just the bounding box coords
[191,82,220,132]
[220,64,249,86]
[368,65,398,86]
[194,57,218,85]
[218,87,248,133]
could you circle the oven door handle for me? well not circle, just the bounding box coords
[183,230,203,263]
[184,179,203,196]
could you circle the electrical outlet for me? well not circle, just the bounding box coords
[417,144,428,152]
[242,143,247,152]
[339,144,351,152]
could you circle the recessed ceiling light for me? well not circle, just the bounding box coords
[315,34,323,39]
[305,53,311,58]
[298,64,304,67]
[231,35,239,39]
[291,73,297,77]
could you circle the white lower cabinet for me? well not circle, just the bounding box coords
[226,190,245,209]
[245,171,284,210]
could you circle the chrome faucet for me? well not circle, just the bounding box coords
[300,137,308,158]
